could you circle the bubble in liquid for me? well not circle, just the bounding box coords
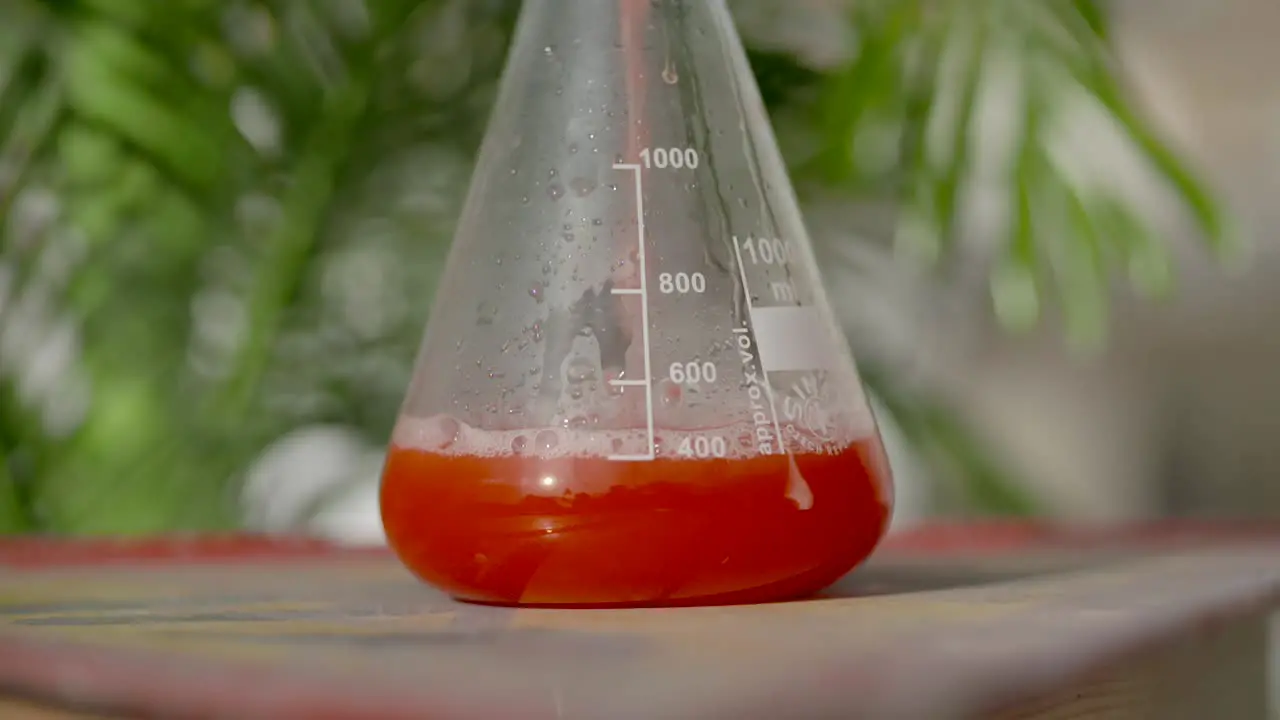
[417,415,462,451]
[547,183,565,201]
[511,434,528,454]
[536,430,559,450]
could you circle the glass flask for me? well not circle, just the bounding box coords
[380,0,894,607]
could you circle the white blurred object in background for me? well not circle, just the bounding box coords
[241,424,386,545]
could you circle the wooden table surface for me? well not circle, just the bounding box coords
[0,523,1278,719]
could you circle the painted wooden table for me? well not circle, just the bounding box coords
[0,524,1277,719]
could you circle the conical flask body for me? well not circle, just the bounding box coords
[381,0,893,607]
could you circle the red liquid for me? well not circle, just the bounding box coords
[380,437,891,607]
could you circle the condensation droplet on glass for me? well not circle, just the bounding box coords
[511,435,528,454]
[568,143,578,154]
[658,379,683,407]
[567,415,588,430]
[536,429,559,450]
[611,437,624,453]
[662,63,678,84]
[543,45,555,56]
[592,218,602,226]
[548,168,558,179]
[566,357,596,383]
[547,183,565,201]
[562,232,575,243]
[570,177,597,197]
[528,282,545,303]
[510,168,518,176]
[521,195,530,205]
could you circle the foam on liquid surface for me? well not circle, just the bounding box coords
[390,414,867,459]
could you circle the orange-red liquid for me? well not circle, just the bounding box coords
[380,439,891,607]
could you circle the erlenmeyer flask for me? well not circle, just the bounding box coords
[381,0,893,607]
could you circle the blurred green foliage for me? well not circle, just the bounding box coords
[0,0,1230,533]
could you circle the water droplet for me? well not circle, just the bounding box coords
[567,415,588,430]
[510,168,518,176]
[611,437,625,452]
[511,435,528,453]
[562,232,576,243]
[592,218,602,226]
[569,387,583,400]
[542,261,553,275]
[547,183,565,201]
[528,282,545,303]
[548,168,558,179]
[662,65,679,84]
[570,177,597,197]
[658,379,683,407]
[568,143,578,154]
[536,430,559,450]
[543,45,555,56]
[566,357,596,383]
[521,195,530,205]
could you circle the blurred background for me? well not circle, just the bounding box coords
[0,0,1273,545]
